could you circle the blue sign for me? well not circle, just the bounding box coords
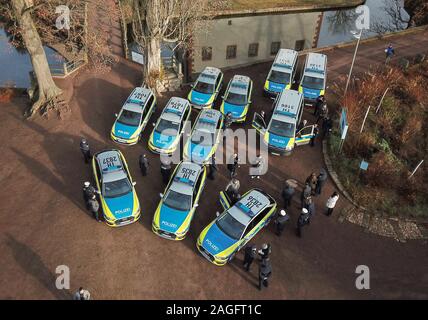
[360,160,369,171]
[340,108,349,140]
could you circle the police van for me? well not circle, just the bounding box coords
[188,67,223,109]
[252,89,317,155]
[263,49,298,97]
[298,52,327,105]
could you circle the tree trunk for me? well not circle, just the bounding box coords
[147,37,161,76]
[11,0,63,118]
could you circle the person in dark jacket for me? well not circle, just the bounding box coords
[306,173,318,195]
[313,95,325,116]
[139,154,149,176]
[301,183,312,208]
[225,178,240,204]
[224,112,233,129]
[258,243,271,260]
[83,181,99,206]
[160,160,172,184]
[258,257,272,291]
[282,183,295,209]
[306,198,316,217]
[208,155,218,180]
[385,43,395,64]
[243,244,257,272]
[310,125,319,147]
[315,169,328,196]
[227,154,239,178]
[296,208,310,238]
[317,103,328,124]
[80,138,91,164]
[87,195,100,222]
[275,209,290,236]
[321,116,333,139]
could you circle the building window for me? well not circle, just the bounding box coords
[248,43,259,57]
[271,41,281,55]
[295,40,306,51]
[226,45,237,59]
[202,47,212,61]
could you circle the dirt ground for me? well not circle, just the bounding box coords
[1,19,428,299]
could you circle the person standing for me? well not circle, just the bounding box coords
[275,209,290,236]
[282,182,295,209]
[83,181,99,207]
[297,119,308,132]
[250,155,265,179]
[313,95,325,116]
[243,244,257,272]
[306,173,318,195]
[296,208,310,238]
[326,192,340,216]
[227,154,239,178]
[224,112,233,129]
[73,287,91,300]
[258,243,271,260]
[87,195,101,222]
[321,116,333,139]
[139,154,149,176]
[160,160,172,184]
[208,155,218,180]
[301,183,312,208]
[310,125,319,147]
[80,138,91,164]
[315,169,328,196]
[317,103,328,124]
[385,43,395,64]
[258,257,272,291]
[306,197,316,217]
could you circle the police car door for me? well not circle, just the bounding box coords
[295,125,315,146]
[252,113,267,135]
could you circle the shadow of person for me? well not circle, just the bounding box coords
[5,234,72,300]
[228,255,260,289]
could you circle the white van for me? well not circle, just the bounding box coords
[263,49,298,97]
[299,52,327,105]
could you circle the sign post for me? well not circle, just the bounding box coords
[338,108,349,154]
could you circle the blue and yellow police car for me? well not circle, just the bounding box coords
[220,75,253,123]
[148,97,191,155]
[197,188,277,266]
[188,67,223,109]
[298,52,327,106]
[152,161,207,240]
[110,87,156,145]
[92,149,140,227]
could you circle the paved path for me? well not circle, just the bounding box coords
[0,10,427,299]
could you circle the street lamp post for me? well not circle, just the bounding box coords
[344,28,363,98]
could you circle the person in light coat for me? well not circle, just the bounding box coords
[326,192,340,216]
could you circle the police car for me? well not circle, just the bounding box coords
[252,89,316,155]
[264,49,298,97]
[188,67,223,109]
[110,87,156,145]
[298,52,327,105]
[197,189,277,266]
[92,149,140,227]
[220,75,253,123]
[148,97,191,154]
[183,109,224,164]
[152,162,207,240]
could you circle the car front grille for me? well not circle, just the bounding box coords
[116,216,134,226]
[199,245,215,262]
[158,230,177,240]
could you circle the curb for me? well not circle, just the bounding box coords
[322,139,427,242]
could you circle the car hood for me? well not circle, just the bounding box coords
[152,131,176,149]
[158,204,189,233]
[188,141,213,164]
[202,223,237,256]
[268,132,291,149]
[104,192,135,219]
[190,90,212,105]
[113,122,138,139]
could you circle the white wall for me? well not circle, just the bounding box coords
[192,12,321,74]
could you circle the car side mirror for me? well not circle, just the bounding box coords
[132,181,137,186]
[152,122,156,127]
[195,203,199,208]
[327,86,330,89]
[216,211,220,217]
[248,100,252,104]
[159,193,164,198]
[270,97,276,101]
[115,113,118,118]
[221,95,225,99]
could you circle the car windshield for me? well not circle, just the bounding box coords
[103,178,132,198]
[191,129,214,147]
[269,119,295,138]
[117,109,142,127]
[164,190,192,211]
[155,119,179,136]
[194,80,214,94]
[216,212,245,240]
[225,92,247,106]
[302,75,324,90]
[269,70,291,85]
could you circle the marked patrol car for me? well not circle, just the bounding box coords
[188,67,223,109]
[92,149,140,227]
[197,189,277,266]
[252,89,317,155]
[152,162,207,240]
[183,109,224,164]
[264,49,298,97]
[110,87,156,145]
[148,97,191,154]
[298,52,327,105]
[220,75,253,123]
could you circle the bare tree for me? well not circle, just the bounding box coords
[128,0,224,86]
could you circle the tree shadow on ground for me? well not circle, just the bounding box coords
[5,234,72,300]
